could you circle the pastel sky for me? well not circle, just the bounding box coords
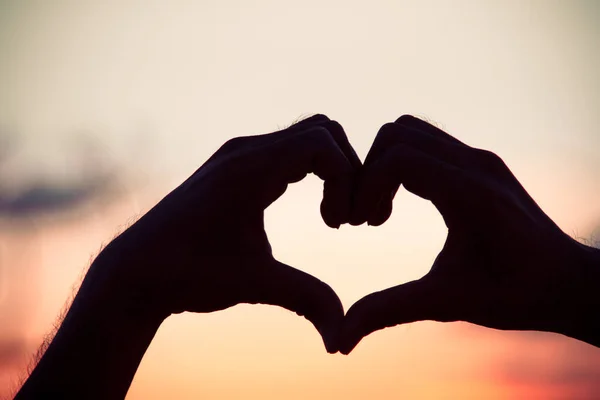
[1,1,599,399]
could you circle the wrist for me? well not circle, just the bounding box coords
[91,232,172,323]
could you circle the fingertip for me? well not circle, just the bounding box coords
[355,203,388,227]
[367,208,392,227]
[310,314,344,355]
[348,194,374,227]
[367,214,390,226]
[323,333,340,354]
[320,198,342,229]
[313,320,340,354]
[257,261,345,355]
[351,163,396,228]
[337,301,370,355]
[338,320,364,355]
[321,174,353,227]
[338,338,360,355]
[325,219,341,230]
[300,278,345,355]
[348,216,367,227]
[316,304,345,354]
[367,197,394,227]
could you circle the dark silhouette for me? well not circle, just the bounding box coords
[13,115,600,399]
[339,115,600,353]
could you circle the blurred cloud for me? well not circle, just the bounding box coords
[0,131,124,221]
[0,177,112,218]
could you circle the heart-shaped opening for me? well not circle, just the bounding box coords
[264,174,448,310]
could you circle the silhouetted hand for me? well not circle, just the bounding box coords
[339,115,600,354]
[105,114,360,351]
[16,115,361,399]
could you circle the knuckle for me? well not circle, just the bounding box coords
[377,122,398,142]
[473,149,507,173]
[218,136,248,154]
[325,120,348,140]
[310,113,330,122]
[394,114,417,125]
[303,126,336,147]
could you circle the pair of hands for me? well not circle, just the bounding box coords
[16,114,600,400]
[104,114,599,354]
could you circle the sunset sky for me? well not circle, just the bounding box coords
[1,1,600,398]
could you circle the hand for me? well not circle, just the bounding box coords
[99,114,361,352]
[16,115,362,399]
[339,115,600,354]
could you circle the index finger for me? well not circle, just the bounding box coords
[339,276,451,354]
[256,126,357,227]
[354,143,467,228]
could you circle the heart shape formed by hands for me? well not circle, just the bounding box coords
[17,112,600,400]
[113,113,593,356]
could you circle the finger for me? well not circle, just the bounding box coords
[351,121,463,225]
[352,119,470,226]
[321,173,354,228]
[211,115,360,173]
[369,122,471,171]
[258,126,355,228]
[289,118,362,227]
[349,122,404,226]
[389,123,473,169]
[362,123,400,167]
[339,276,451,355]
[354,143,466,227]
[320,120,362,170]
[285,116,362,171]
[319,120,362,226]
[349,167,399,226]
[210,114,332,161]
[395,115,466,146]
[368,185,399,227]
[251,260,345,354]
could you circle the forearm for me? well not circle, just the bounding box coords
[15,244,166,399]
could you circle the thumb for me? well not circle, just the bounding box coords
[339,276,451,355]
[250,260,345,354]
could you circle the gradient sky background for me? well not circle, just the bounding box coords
[1,0,600,399]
